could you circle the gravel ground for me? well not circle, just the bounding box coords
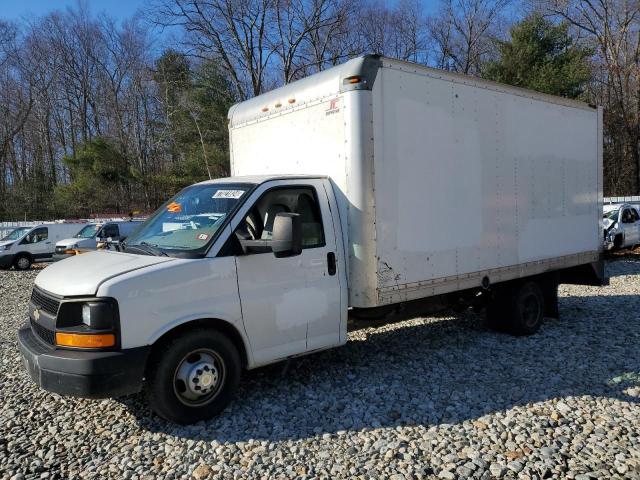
[1,260,639,479]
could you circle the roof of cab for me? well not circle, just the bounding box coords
[195,174,329,186]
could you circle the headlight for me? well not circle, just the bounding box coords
[56,299,119,349]
[81,302,115,330]
[0,243,13,251]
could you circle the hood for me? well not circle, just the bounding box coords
[56,237,94,248]
[35,250,175,296]
[56,237,81,247]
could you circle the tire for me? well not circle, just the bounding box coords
[145,328,241,424]
[13,254,32,271]
[614,234,624,250]
[485,286,511,332]
[486,281,545,336]
[350,305,396,320]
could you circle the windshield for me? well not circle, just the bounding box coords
[74,224,101,238]
[125,183,251,255]
[604,210,619,221]
[1,227,29,241]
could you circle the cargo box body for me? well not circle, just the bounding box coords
[229,56,603,308]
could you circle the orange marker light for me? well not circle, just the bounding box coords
[288,98,296,104]
[261,107,269,112]
[275,102,282,108]
[56,332,116,348]
[347,76,362,84]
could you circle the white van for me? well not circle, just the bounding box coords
[53,221,143,261]
[0,223,86,270]
[18,56,605,424]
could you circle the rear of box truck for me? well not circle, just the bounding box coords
[229,55,603,309]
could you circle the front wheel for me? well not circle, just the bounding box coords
[145,328,241,424]
[13,255,32,271]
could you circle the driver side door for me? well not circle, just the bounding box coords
[230,180,342,366]
[620,208,639,246]
[21,227,50,259]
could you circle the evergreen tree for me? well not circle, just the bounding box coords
[484,14,592,99]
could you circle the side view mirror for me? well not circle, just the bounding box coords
[271,212,302,258]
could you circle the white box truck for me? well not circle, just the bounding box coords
[18,56,605,424]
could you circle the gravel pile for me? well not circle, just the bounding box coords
[1,260,639,479]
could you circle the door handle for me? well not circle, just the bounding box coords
[327,252,336,276]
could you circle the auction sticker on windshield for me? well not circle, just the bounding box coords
[213,190,245,199]
[167,202,182,213]
[196,233,209,241]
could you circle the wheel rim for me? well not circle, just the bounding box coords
[173,349,225,407]
[521,294,541,328]
[17,257,30,269]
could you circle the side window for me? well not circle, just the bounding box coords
[102,225,119,238]
[296,192,325,248]
[22,227,48,244]
[632,209,640,222]
[622,209,633,224]
[234,186,326,254]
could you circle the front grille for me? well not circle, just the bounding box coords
[30,287,60,316]
[30,317,55,346]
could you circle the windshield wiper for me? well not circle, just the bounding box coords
[125,241,168,257]
[140,241,168,256]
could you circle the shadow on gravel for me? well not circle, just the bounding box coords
[606,256,640,277]
[119,285,640,442]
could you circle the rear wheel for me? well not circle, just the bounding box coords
[13,255,31,271]
[509,281,545,336]
[485,280,545,336]
[145,328,241,424]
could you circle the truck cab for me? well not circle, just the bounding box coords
[18,176,347,424]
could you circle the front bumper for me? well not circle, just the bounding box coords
[18,325,150,398]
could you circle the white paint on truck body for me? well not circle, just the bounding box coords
[229,56,602,308]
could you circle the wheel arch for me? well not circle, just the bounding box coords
[148,318,250,370]
[14,251,34,262]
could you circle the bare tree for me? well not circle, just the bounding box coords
[272,0,358,83]
[303,0,359,71]
[539,0,640,194]
[152,0,276,99]
[357,0,429,62]
[428,0,511,74]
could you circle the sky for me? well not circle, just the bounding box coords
[0,0,148,23]
[2,0,441,24]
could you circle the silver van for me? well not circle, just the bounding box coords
[53,221,143,261]
[0,223,86,270]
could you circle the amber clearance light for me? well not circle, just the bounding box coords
[344,75,362,84]
[56,332,115,348]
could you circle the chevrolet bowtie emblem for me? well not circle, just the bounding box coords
[33,308,41,322]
